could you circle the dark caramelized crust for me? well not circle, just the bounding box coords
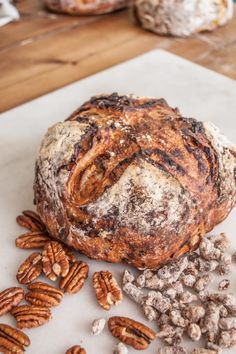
[34,93,236,269]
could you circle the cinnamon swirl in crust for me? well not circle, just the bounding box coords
[34,94,236,269]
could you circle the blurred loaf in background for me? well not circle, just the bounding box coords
[133,0,234,37]
[44,0,129,15]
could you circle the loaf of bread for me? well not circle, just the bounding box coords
[34,93,236,269]
[44,0,128,15]
[133,0,233,37]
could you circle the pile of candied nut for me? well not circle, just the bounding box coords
[123,233,236,353]
[0,210,236,354]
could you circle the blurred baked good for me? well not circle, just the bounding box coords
[34,93,236,269]
[44,0,128,15]
[133,0,233,37]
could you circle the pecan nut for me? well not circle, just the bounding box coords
[108,316,156,350]
[59,261,89,294]
[16,252,42,285]
[0,323,30,354]
[93,271,123,310]
[64,247,77,264]
[11,305,52,329]
[25,282,63,307]
[15,231,50,249]
[0,287,24,316]
[65,345,86,354]
[16,210,45,232]
[42,241,69,281]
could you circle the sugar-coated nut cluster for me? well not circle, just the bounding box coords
[123,282,144,304]
[187,323,201,341]
[191,350,218,354]
[143,304,158,321]
[122,270,134,285]
[157,257,189,283]
[123,232,236,351]
[183,305,205,323]
[113,342,128,354]
[158,347,187,354]
[219,279,230,291]
[145,291,171,313]
[181,274,196,287]
[158,324,184,346]
[91,318,106,335]
[194,274,212,293]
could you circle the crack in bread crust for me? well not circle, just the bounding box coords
[34,93,236,269]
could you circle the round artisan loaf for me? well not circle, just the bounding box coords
[133,0,233,37]
[34,93,236,269]
[44,0,128,15]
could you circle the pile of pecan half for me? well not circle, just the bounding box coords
[123,233,236,353]
[0,210,89,353]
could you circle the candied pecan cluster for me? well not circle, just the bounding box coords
[123,233,236,353]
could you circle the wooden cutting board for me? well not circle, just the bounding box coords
[1,1,236,113]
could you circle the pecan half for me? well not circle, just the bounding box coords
[65,345,86,354]
[11,305,52,329]
[42,241,69,281]
[0,323,30,354]
[64,247,77,264]
[25,282,63,307]
[16,210,45,232]
[15,231,50,250]
[0,287,24,316]
[93,271,123,310]
[16,253,42,285]
[108,316,156,350]
[59,261,89,294]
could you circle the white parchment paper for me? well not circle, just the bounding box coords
[0,50,236,353]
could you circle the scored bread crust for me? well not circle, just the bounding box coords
[44,0,128,15]
[34,93,236,269]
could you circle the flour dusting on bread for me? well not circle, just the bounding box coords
[87,159,192,235]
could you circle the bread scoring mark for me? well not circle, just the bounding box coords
[180,127,215,175]
[171,148,184,158]
[143,149,186,175]
[66,122,140,206]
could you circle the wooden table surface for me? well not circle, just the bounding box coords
[0,1,236,113]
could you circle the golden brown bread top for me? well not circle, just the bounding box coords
[34,93,236,268]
